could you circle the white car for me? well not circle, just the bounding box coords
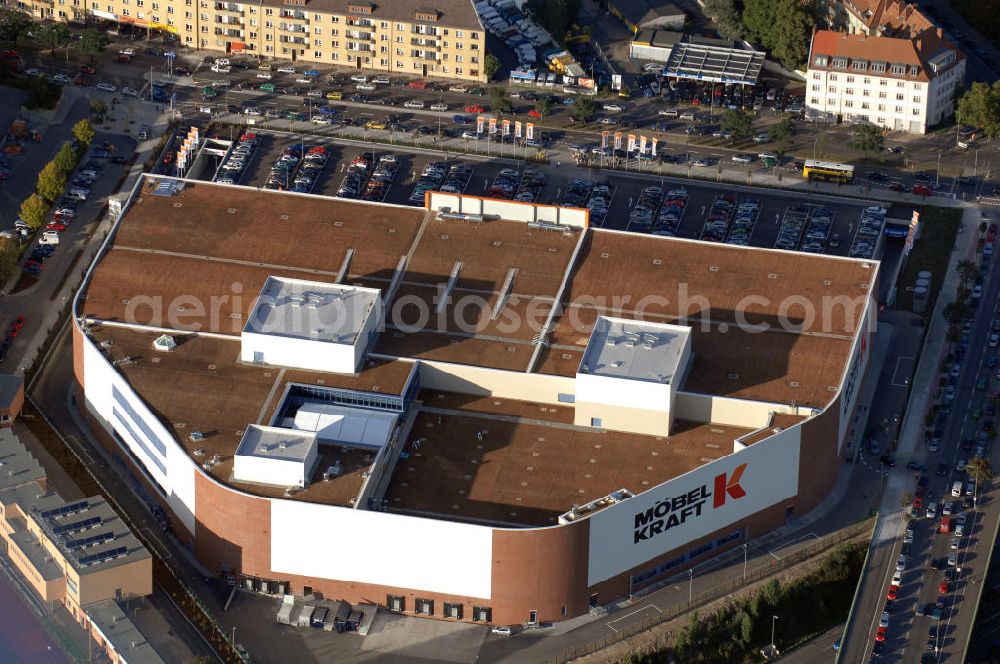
[658,109,678,117]
[53,73,72,84]
[879,612,890,628]
[119,48,135,56]
[350,74,368,83]
[96,82,116,93]
[372,75,390,84]
[311,115,332,124]
[24,67,39,76]
[430,103,448,111]
[643,62,663,72]
[122,86,138,96]
[256,72,273,80]
[404,100,425,109]
[603,104,622,112]
[490,626,512,636]
[277,65,296,74]
[295,77,312,84]
[903,528,913,544]
[895,553,907,571]
[731,154,753,164]
[356,82,376,91]
[892,570,902,586]
[461,131,480,140]
[449,85,469,93]
[307,88,323,97]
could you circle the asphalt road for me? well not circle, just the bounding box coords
[841,212,1000,664]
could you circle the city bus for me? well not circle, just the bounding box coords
[803,159,855,183]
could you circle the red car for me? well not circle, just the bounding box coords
[23,259,43,270]
[875,627,887,642]
[939,581,950,594]
[913,184,931,196]
[527,109,542,119]
[465,104,484,113]
[73,74,90,86]
[163,152,174,165]
[46,222,66,232]
[886,584,898,600]
[913,495,923,509]
[79,64,96,74]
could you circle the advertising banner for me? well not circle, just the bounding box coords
[627,134,636,152]
[488,117,497,135]
[514,121,522,139]
[601,130,609,148]
[587,429,801,586]
[640,135,647,154]
[476,116,485,134]
[526,123,534,140]
[613,132,622,150]
[502,119,511,136]
[651,137,658,156]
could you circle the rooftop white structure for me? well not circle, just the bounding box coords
[575,317,692,437]
[241,276,383,373]
[289,403,398,449]
[233,425,318,488]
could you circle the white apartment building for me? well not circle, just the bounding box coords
[805,28,965,134]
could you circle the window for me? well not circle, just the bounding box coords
[861,102,870,109]
[444,603,463,619]
[895,106,903,113]
[812,72,820,79]
[862,90,870,97]
[415,599,434,616]
[387,595,405,612]
[877,104,885,111]
[846,76,854,83]
[455,67,462,75]
[844,100,853,107]
[912,108,920,115]
[913,96,921,103]
[314,39,322,46]
[878,91,886,99]
[828,86,836,93]
[879,80,887,86]
[473,607,492,622]
[845,88,853,95]
[863,78,870,84]
[810,97,819,104]
[313,50,321,58]
[811,84,820,92]
[395,48,403,55]
[896,93,904,100]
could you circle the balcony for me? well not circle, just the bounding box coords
[411,37,437,48]
[279,23,307,33]
[215,16,242,25]
[346,30,373,40]
[214,2,240,12]
[280,35,306,45]
[215,27,243,37]
[346,42,372,52]
[280,10,307,20]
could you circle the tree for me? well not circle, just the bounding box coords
[78,28,109,58]
[966,457,993,486]
[571,95,597,122]
[36,161,67,203]
[957,259,978,287]
[771,113,796,151]
[0,237,16,285]
[742,0,812,70]
[704,0,745,41]
[488,87,512,114]
[848,123,884,157]
[535,97,552,118]
[72,118,95,147]
[19,194,47,230]
[484,53,501,82]
[54,141,78,174]
[956,81,1000,139]
[36,22,70,54]
[720,108,754,142]
[526,0,581,45]
[0,8,31,43]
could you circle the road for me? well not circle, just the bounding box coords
[840,208,1000,663]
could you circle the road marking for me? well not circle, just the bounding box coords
[606,603,661,633]
[891,356,915,386]
[66,435,94,466]
[768,532,822,561]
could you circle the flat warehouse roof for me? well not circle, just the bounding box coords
[386,401,752,526]
[580,317,690,384]
[664,42,765,85]
[244,276,379,344]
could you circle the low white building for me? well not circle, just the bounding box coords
[805,28,965,134]
[233,425,318,488]
[241,276,383,374]
[573,316,691,436]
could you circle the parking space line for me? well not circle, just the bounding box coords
[606,603,661,633]
[891,356,916,387]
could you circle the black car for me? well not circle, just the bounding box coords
[880,455,897,467]
[936,462,948,477]
[929,558,943,570]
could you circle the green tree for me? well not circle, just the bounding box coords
[743,0,812,70]
[54,141,78,174]
[0,8,31,43]
[36,22,70,54]
[19,194,47,230]
[526,0,582,45]
[484,52,501,82]
[571,95,598,122]
[966,456,993,486]
[848,123,884,157]
[488,87,512,114]
[704,0,745,41]
[72,118,95,147]
[78,28,109,58]
[36,161,67,203]
[739,609,754,645]
[771,113,796,151]
[956,81,1000,139]
[534,97,553,118]
[957,259,978,287]
[720,108,754,142]
[0,237,17,285]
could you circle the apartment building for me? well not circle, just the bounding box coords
[805,27,964,133]
[17,0,487,81]
[0,429,152,632]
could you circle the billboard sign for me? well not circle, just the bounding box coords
[514,121,522,138]
[627,134,636,152]
[502,119,511,136]
[613,132,622,150]
[601,130,609,148]
[488,117,497,135]
[651,137,658,156]
[476,116,485,134]
[587,429,801,586]
[526,122,534,140]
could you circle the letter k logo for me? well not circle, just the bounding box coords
[713,463,747,509]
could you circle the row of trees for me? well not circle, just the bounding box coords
[701,0,815,70]
[956,81,1000,139]
[0,9,109,60]
[623,542,866,664]
[18,119,94,230]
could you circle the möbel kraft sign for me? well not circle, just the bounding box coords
[587,431,800,587]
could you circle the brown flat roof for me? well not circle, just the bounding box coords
[386,399,753,526]
[740,413,808,446]
[230,445,375,508]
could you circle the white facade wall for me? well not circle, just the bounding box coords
[575,373,671,413]
[586,421,802,586]
[270,499,494,598]
[241,331,357,373]
[80,334,197,535]
[418,360,578,405]
[805,60,963,134]
[233,448,317,487]
[425,192,589,228]
[673,392,790,429]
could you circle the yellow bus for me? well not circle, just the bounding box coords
[803,159,855,183]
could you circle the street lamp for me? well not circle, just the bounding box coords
[771,615,778,653]
[742,543,749,582]
[688,568,694,604]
